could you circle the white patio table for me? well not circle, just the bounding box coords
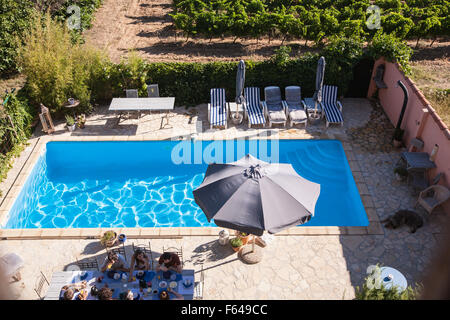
[109,97,175,128]
[44,269,195,300]
[380,266,408,292]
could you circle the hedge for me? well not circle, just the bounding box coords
[94,38,365,107]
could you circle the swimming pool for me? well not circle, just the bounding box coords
[2,140,368,229]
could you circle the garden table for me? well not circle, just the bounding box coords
[109,97,175,128]
[400,152,436,170]
[63,99,80,119]
[44,269,195,300]
[379,266,408,292]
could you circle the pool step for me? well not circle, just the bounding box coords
[286,151,347,185]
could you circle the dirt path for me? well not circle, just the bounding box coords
[83,0,310,63]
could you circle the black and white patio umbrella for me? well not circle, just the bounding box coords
[193,154,320,263]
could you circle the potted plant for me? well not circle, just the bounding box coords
[394,167,408,181]
[230,237,243,252]
[77,114,86,129]
[235,231,250,245]
[100,230,117,247]
[393,128,404,148]
[65,115,76,132]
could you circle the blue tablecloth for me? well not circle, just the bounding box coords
[69,269,191,300]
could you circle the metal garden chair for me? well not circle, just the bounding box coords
[132,242,154,270]
[34,271,50,300]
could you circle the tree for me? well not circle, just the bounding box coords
[0,0,34,75]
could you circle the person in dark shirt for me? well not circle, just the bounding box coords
[156,252,182,273]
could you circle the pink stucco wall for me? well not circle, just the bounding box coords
[367,58,450,213]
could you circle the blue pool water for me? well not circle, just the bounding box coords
[3,140,368,229]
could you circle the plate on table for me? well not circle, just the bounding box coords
[169,281,177,289]
[159,281,167,288]
[170,274,177,281]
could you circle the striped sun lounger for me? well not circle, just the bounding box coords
[208,88,228,129]
[243,87,266,128]
[321,85,344,127]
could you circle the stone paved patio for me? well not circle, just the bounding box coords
[0,98,447,299]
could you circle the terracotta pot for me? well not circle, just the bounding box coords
[231,245,242,252]
[102,232,117,247]
[239,235,250,245]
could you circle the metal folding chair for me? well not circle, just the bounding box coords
[162,246,184,267]
[34,271,50,300]
[194,264,205,300]
[147,84,159,97]
[126,89,139,98]
[132,242,154,270]
[106,242,127,262]
[75,257,99,271]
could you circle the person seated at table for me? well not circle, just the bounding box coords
[119,289,135,300]
[156,252,182,273]
[100,252,129,273]
[159,287,184,300]
[97,286,114,300]
[59,280,87,300]
[128,249,150,281]
[76,289,89,300]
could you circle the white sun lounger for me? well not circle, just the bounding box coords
[262,86,287,128]
[283,86,307,127]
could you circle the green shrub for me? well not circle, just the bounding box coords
[142,43,359,107]
[18,12,105,114]
[367,32,413,74]
[0,1,103,75]
[355,265,421,300]
[0,90,35,182]
[0,0,34,75]
[65,115,75,126]
[230,237,243,248]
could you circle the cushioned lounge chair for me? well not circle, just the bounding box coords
[243,87,266,128]
[262,86,287,128]
[320,85,344,127]
[283,86,307,127]
[208,88,228,129]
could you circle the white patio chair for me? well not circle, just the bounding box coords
[415,185,450,214]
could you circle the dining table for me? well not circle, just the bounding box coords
[109,97,175,128]
[44,269,195,300]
